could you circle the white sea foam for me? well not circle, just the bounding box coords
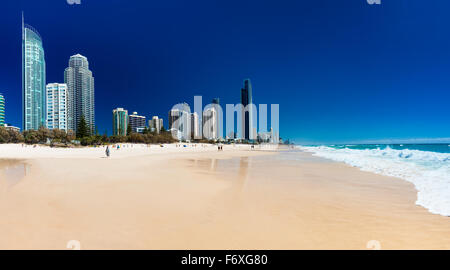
[298,146,450,216]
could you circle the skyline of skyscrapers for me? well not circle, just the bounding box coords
[112,108,128,136]
[46,83,67,131]
[20,15,98,135]
[22,14,46,131]
[0,94,4,127]
[129,112,146,133]
[16,14,269,140]
[64,54,95,134]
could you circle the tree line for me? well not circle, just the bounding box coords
[0,115,176,146]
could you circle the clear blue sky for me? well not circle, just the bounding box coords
[0,0,449,144]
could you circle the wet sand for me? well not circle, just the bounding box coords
[0,146,449,250]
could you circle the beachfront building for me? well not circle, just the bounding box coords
[46,83,68,131]
[64,54,95,134]
[22,15,46,131]
[169,103,191,141]
[112,108,128,136]
[191,112,200,139]
[4,124,20,132]
[202,98,222,140]
[241,79,254,140]
[128,112,146,133]
[257,130,273,143]
[149,116,163,134]
[0,94,4,127]
[203,105,219,140]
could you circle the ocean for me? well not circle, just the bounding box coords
[298,144,450,217]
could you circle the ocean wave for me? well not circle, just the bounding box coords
[297,146,450,216]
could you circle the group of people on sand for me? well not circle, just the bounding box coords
[104,142,231,158]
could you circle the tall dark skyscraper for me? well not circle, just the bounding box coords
[212,98,220,105]
[241,79,253,140]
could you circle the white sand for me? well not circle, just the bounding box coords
[0,144,449,250]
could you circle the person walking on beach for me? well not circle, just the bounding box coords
[106,146,110,158]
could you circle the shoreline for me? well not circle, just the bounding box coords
[0,145,449,249]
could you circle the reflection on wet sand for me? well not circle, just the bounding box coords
[235,157,249,193]
[0,160,29,190]
[188,156,251,194]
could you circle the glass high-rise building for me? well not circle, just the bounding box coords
[203,98,222,140]
[46,83,68,131]
[203,106,218,140]
[190,112,199,139]
[0,94,5,126]
[64,54,95,134]
[241,79,253,140]
[22,15,46,130]
[169,103,191,141]
[112,108,128,136]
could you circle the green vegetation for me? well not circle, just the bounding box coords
[0,122,284,146]
[0,125,176,146]
[76,115,90,139]
[127,123,132,136]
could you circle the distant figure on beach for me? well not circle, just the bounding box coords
[106,146,110,158]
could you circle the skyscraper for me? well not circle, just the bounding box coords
[0,94,5,127]
[212,98,220,105]
[241,79,253,140]
[203,98,222,140]
[203,107,221,140]
[22,14,46,131]
[46,83,68,131]
[191,112,199,139]
[128,112,146,133]
[159,118,164,131]
[149,116,163,134]
[169,103,191,141]
[64,54,95,134]
[112,108,128,136]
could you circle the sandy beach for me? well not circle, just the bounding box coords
[0,143,449,250]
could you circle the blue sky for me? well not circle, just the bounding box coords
[0,0,449,144]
